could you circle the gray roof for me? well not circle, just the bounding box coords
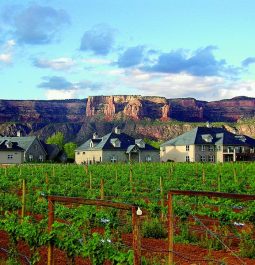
[0,136,47,154]
[0,140,25,152]
[76,132,158,152]
[161,127,255,147]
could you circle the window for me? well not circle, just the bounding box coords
[186,145,190,151]
[110,156,117,163]
[217,145,221,151]
[29,155,33,161]
[208,155,214,162]
[77,152,80,155]
[83,152,85,154]
[209,145,214,151]
[7,154,13,159]
[201,145,206,151]
[146,155,152,162]
[39,155,44,162]
[161,147,166,152]
[185,156,190,162]
[90,141,93,148]
[200,155,206,162]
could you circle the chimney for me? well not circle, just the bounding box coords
[114,126,121,134]
[17,130,21,137]
[92,132,98,139]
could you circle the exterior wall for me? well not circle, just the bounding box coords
[75,150,103,164]
[139,150,160,162]
[102,150,129,163]
[0,151,24,164]
[25,139,47,162]
[76,149,160,164]
[194,145,217,162]
[160,145,195,162]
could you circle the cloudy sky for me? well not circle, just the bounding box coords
[0,0,255,101]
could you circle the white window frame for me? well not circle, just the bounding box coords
[185,156,190,162]
[186,145,190,151]
[200,155,206,162]
[201,145,206,151]
[39,155,44,162]
[146,155,152,162]
[7,154,13,159]
[29,154,33,161]
[208,155,214,162]
[110,155,117,163]
[208,145,214,152]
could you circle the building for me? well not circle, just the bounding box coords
[75,127,159,164]
[0,140,25,164]
[0,136,47,162]
[160,126,255,163]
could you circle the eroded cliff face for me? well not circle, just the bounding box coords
[86,95,168,120]
[0,96,255,142]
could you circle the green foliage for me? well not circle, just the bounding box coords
[142,218,167,239]
[46,132,64,150]
[64,142,77,159]
[239,231,255,258]
[144,138,161,149]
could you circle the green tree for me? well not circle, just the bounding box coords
[46,132,64,150]
[64,142,77,160]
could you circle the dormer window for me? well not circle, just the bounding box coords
[202,134,213,143]
[111,138,121,147]
[114,126,121,134]
[5,141,13,149]
[135,139,145,148]
[90,141,93,148]
[93,132,98,139]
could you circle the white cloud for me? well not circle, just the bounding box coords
[34,57,75,70]
[117,69,226,100]
[0,53,12,63]
[0,39,15,64]
[81,58,112,65]
[45,89,78,100]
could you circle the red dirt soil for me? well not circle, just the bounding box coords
[0,230,254,265]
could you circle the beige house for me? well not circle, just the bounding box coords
[75,127,159,164]
[0,140,25,164]
[160,126,255,163]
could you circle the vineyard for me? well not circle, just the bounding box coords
[1,162,255,264]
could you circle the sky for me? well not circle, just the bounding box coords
[0,0,255,101]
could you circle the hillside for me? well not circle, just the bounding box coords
[0,95,254,143]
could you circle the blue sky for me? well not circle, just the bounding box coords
[0,0,255,100]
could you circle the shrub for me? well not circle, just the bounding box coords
[142,218,167,239]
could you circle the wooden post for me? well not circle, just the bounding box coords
[48,198,54,265]
[130,167,133,192]
[100,179,104,200]
[89,172,92,190]
[160,177,164,221]
[85,164,88,175]
[115,169,118,181]
[21,179,26,220]
[233,168,237,183]
[132,206,141,265]
[168,193,174,265]
[218,174,221,192]
[202,167,206,184]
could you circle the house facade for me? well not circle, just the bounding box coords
[160,126,255,163]
[0,136,47,162]
[75,127,159,164]
[0,140,25,164]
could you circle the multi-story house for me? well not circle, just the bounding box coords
[160,126,255,163]
[75,127,160,164]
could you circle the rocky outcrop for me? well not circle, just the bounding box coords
[123,98,143,119]
[161,104,170,121]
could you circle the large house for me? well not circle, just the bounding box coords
[75,127,159,164]
[0,136,47,162]
[160,126,255,163]
[0,140,25,164]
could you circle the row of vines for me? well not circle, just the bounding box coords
[1,162,255,264]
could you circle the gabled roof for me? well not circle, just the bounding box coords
[0,136,47,154]
[76,132,158,151]
[161,127,255,147]
[0,140,24,152]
